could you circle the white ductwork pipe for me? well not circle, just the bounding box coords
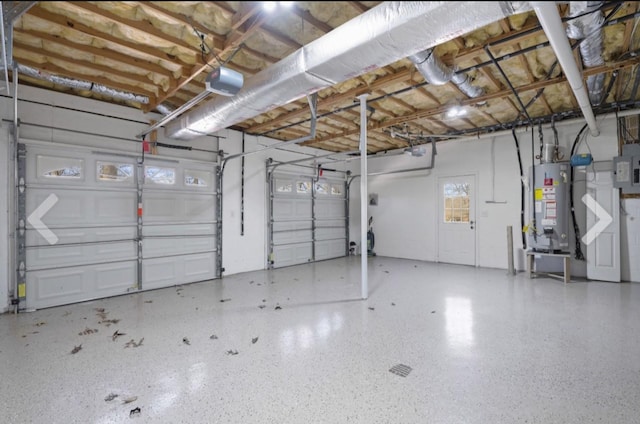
[165,1,531,140]
[531,1,600,137]
[409,48,484,98]
[566,1,605,105]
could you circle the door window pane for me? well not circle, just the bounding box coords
[443,182,470,223]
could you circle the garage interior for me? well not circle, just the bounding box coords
[1,1,640,422]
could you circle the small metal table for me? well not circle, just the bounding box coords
[526,250,571,284]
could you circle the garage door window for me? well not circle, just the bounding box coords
[276,179,293,193]
[315,182,329,195]
[97,162,134,182]
[297,181,311,194]
[185,169,212,187]
[331,184,343,196]
[145,166,176,185]
[38,155,83,179]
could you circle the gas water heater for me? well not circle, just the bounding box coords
[528,145,571,253]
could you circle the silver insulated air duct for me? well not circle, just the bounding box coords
[408,48,484,98]
[16,63,150,104]
[566,1,605,105]
[165,1,531,140]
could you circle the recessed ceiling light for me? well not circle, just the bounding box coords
[447,106,466,118]
[263,2,277,12]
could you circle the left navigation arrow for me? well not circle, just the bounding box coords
[27,194,59,245]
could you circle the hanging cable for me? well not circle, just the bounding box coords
[512,127,526,249]
[569,123,589,261]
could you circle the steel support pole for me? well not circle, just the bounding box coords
[358,94,369,300]
[507,225,516,275]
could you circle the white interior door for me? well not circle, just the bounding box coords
[438,175,476,266]
[586,161,620,282]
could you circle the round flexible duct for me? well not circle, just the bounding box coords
[409,48,484,98]
[566,1,605,105]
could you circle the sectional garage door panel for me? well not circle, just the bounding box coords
[269,171,347,268]
[313,177,347,261]
[142,252,216,291]
[22,142,218,310]
[141,160,217,289]
[24,144,139,310]
[26,262,137,309]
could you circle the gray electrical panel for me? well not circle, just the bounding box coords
[613,143,640,194]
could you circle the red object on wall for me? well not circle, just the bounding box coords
[544,178,553,186]
[319,167,323,177]
[142,141,150,153]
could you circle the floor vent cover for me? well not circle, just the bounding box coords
[389,364,412,377]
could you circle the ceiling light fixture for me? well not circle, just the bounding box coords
[263,2,277,12]
[446,105,467,118]
[263,1,294,12]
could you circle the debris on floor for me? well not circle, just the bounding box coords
[71,344,82,354]
[182,337,190,346]
[124,338,144,348]
[112,330,126,342]
[368,307,375,311]
[220,298,231,303]
[104,393,119,402]
[209,334,218,340]
[122,396,138,404]
[258,305,266,309]
[391,303,396,306]
[95,308,107,318]
[389,363,412,377]
[226,349,239,355]
[384,270,390,274]
[249,280,254,284]
[144,300,153,304]
[99,319,121,327]
[129,407,141,417]
[274,305,282,311]
[78,327,98,336]
[262,299,266,302]
[431,311,436,314]
[34,322,46,327]
[251,337,259,344]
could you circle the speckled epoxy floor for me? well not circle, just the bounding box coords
[1,256,640,424]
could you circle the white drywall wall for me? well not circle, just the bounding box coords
[0,84,343,311]
[349,115,636,280]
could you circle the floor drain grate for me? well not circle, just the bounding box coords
[389,364,412,377]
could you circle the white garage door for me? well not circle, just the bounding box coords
[269,170,347,268]
[22,141,217,310]
[141,158,217,290]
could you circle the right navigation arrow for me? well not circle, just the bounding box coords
[581,193,612,246]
